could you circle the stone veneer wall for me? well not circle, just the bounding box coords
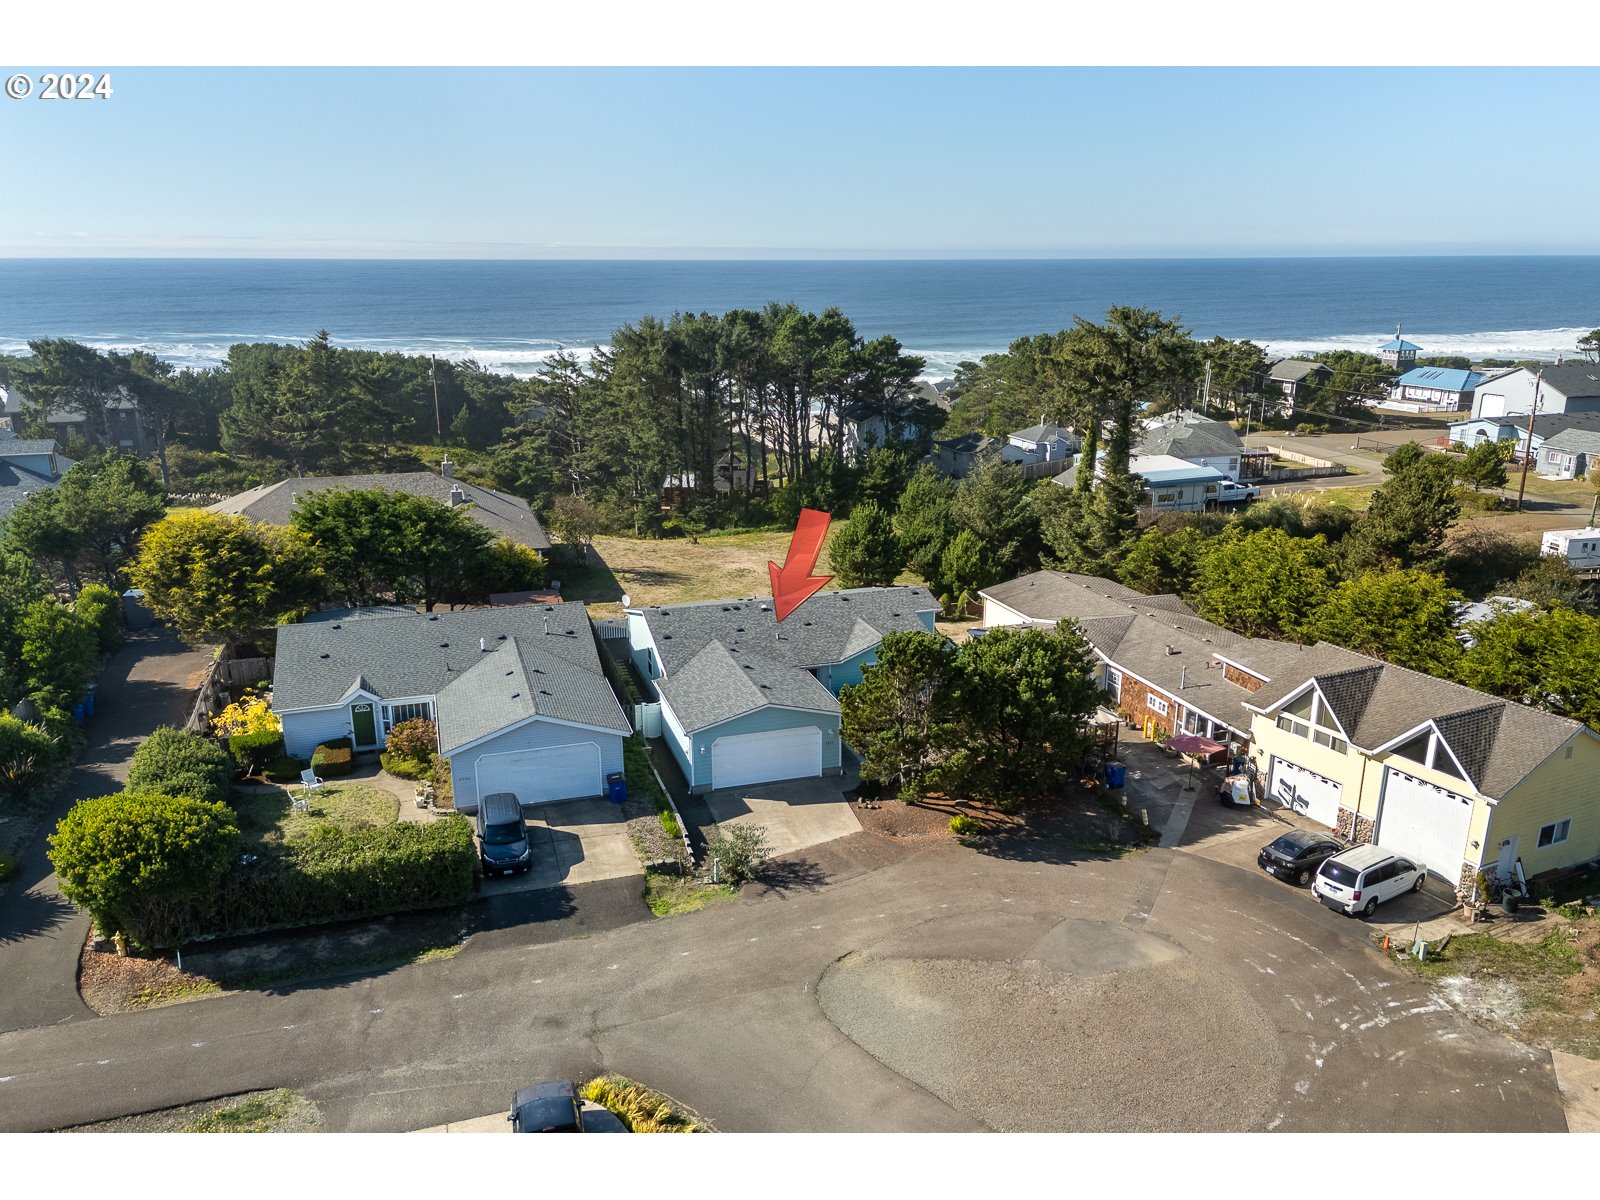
[1335,807,1375,844]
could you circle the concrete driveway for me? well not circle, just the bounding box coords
[703,775,862,858]
[476,797,642,896]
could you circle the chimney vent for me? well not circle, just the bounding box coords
[1165,644,1177,655]
[441,458,454,478]
[479,637,487,652]
[449,484,466,507]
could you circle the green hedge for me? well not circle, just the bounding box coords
[229,729,285,774]
[378,751,431,781]
[312,740,354,777]
[122,816,477,948]
[265,755,305,783]
[127,727,233,805]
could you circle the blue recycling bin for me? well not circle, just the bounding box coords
[83,690,96,717]
[70,702,86,725]
[1105,761,1126,789]
[606,771,627,805]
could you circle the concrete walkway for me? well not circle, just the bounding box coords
[0,628,216,1035]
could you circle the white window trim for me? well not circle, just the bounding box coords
[1148,695,1170,717]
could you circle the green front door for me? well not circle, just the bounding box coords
[351,702,377,748]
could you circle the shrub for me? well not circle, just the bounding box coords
[0,853,20,883]
[660,810,681,842]
[949,814,982,837]
[0,712,64,804]
[109,816,476,947]
[74,584,126,656]
[379,752,431,781]
[229,728,285,775]
[127,727,234,805]
[19,599,98,709]
[264,755,305,783]
[384,718,437,763]
[48,790,241,947]
[579,1074,704,1132]
[704,823,769,884]
[211,695,281,739]
[430,755,454,809]
[311,740,354,778]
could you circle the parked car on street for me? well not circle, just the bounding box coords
[1217,479,1259,503]
[1312,844,1425,918]
[1257,829,1346,886]
[510,1080,584,1132]
[474,790,532,876]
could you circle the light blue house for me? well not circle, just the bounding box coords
[273,605,629,814]
[1385,366,1486,413]
[626,586,939,793]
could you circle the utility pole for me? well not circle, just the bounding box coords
[1202,360,1212,417]
[1516,368,1544,513]
[431,353,443,442]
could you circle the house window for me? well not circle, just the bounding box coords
[1276,713,1310,739]
[1311,729,1348,754]
[1105,668,1122,700]
[1538,819,1571,848]
[381,700,435,734]
[1148,695,1170,717]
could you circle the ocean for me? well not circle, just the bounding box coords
[0,257,1595,379]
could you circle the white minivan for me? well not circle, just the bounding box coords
[1312,844,1426,918]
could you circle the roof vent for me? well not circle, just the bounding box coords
[440,642,449,648]
[743,664,754,670]
[510,692,520,699]
[479,638,487,652]
[319,652,329,659]
[663,633,672,640]
[428,614,438,621]
[331,623,342,630]
[538,689,551,696]
[1165,645,1177,655]
[505,670,514,677]
[497,633,506,640]
[735,627,745,633]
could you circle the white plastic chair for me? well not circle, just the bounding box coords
[300,768,325,791]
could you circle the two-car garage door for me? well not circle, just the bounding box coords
[711,726,822,791]
[1268,757,1342,827]
[475,742,603,806]
[1376,768,1473,881]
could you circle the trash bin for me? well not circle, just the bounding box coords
[70,702,86,725]
[1501,891,1521,915]
[1105,761,1126,789]
[606,771,627,805]
[84,688,96,717]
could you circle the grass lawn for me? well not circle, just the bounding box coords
[567,527,853,617]
[643,869,737,917]
[63,1089,321,1133]
[231,781,401,848]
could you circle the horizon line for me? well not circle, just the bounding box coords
[3,252,1599,264]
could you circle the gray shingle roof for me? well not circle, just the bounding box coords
[1136,418,1243,462]
[0,436,62,457]
[436,634,629,754]
[209,471,551,550]
[1538,363,1600,401]
[0,460,61,517]
[657,640,839,733]
[1269,360,1328,383]
[1009,424,1074,443]
[1541,427,1600,455]
[1245,642,1583,798]
[634,586,938,678]
[274,604,609,721]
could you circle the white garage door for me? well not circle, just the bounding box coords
[711,726,822,791]
[1376,768,1474,881]
[1268,757,1342,827]
[475,742,603,806]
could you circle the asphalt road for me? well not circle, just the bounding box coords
[0,818,1567,1132]
[0,628,215,1036]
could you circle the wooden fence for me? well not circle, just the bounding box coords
[183,655,274,733]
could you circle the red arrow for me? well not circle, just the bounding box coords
[768,507,833,622]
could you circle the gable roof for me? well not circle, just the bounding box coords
[0,457,68,517]
[1269,360,1328,382]
[656,640,840,733]
[1009,423,1074,444]
[273,604,609,719]
[436,633,629,755]
[1540,363,1600,400]
[1379,338,1422,352]
[633,586,938,678]
[209,471,550,550]
[1394,367,1485,392]
[1136,418,1243,462]
[1245,644,1583,797]
[1541,426,1600,455]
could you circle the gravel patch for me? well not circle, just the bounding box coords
[818,951,1282,1131]
[1432,975,1529,1031]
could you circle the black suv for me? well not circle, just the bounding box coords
[475,791,532,876]
[1258,829,1346,887]
[511,1081,584,1132]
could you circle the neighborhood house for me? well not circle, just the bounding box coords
[272,604,629,814]
[981,569,1600,893]
[625,586,939,793]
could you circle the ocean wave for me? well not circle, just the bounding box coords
[5,326,1589,380]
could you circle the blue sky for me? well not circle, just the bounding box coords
[1,67,1597,258]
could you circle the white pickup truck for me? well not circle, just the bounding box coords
[1216,479,1260,504]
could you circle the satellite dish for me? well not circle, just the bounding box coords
[620,593,632,608]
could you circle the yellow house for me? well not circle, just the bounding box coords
[1243,647,1600,894]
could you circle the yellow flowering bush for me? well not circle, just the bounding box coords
[211,694,282,739]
